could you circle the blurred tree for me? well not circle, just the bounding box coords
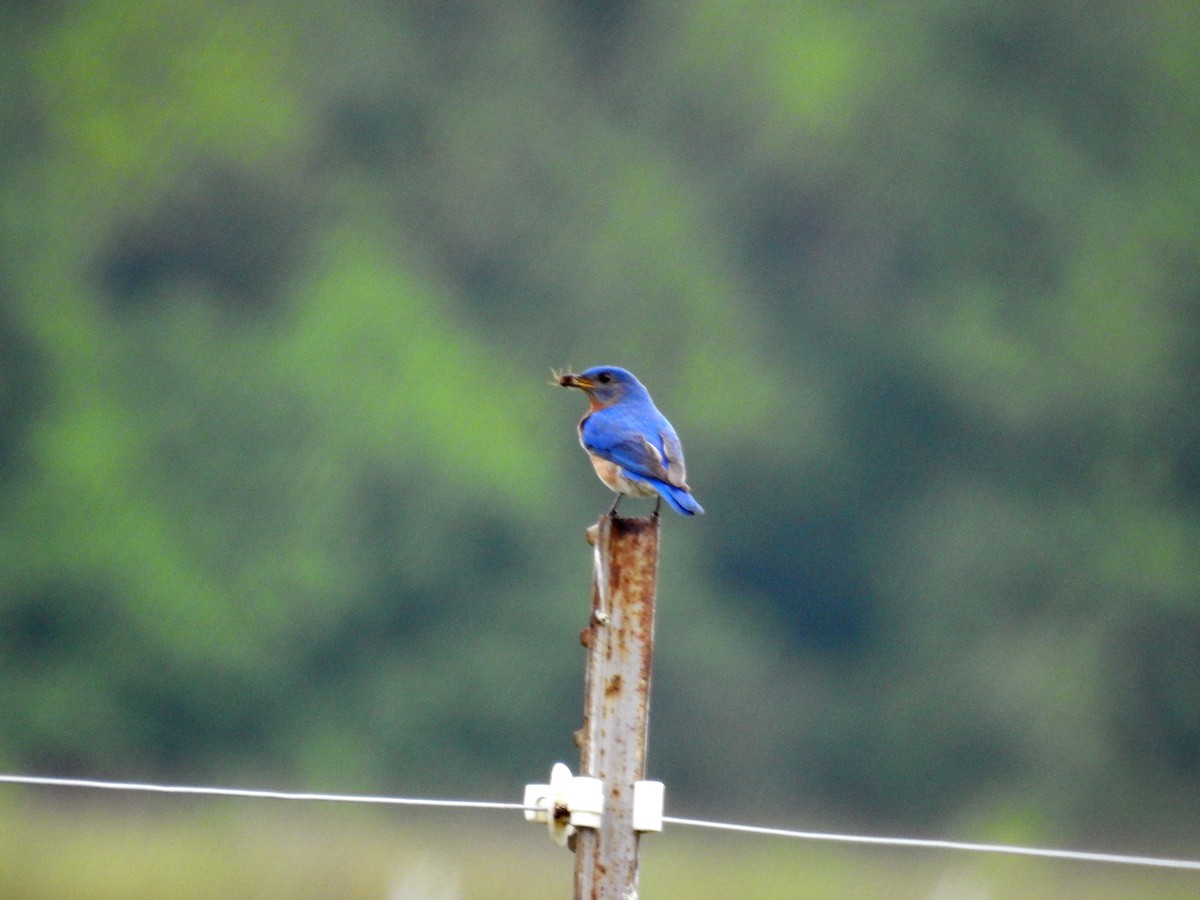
[0,0,1197,848]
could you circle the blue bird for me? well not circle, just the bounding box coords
[556,366,704,517]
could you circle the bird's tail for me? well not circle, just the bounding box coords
[650,479,705,516]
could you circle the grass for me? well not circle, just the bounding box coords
[0,793,1196,899]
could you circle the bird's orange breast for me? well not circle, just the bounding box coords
[587,453,656,497]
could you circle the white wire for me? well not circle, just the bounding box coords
[2,773,1198,872]
[0,774,525,811]
[662,815,1200,872]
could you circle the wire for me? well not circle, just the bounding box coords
[662,815,1200,872]
[0,774,525,812]
[2,773,1198,872]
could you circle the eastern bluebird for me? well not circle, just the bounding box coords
[556,366,704,517]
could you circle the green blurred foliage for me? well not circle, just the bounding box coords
[1,0,1198,856]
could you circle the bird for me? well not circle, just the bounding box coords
[556,365,704,517]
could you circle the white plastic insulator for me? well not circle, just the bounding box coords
[567,776,604,830]
[523,763,605,846]
[632,780,665,833]
[522,783,551,824]
[547,762,574,845]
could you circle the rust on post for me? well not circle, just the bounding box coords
[574,513,660,900]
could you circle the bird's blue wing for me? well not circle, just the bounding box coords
[581,405,688,488]
[657,425,688,486]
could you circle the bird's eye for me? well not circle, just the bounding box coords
[597,372,612,384]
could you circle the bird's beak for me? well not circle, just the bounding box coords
[557,372,594,390]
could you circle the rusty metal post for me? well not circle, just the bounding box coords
[574,513,660,900]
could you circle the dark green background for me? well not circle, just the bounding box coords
[1,0,1197,854]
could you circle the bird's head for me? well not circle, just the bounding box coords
[555,365,648,409]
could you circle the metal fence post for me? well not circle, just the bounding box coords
[573,513,660,900]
